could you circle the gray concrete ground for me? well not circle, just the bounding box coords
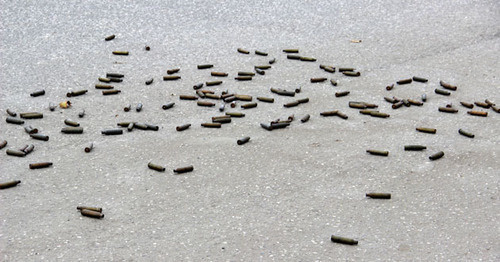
[1,0,499,261]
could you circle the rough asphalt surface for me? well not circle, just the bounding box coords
[1,0,499,261]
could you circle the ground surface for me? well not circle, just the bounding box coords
[0,0,499,261]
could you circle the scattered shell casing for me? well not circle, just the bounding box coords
[99,77,111,83]
[384,97,397,104]
[338,68,355,72]
[238,72,255,76]
[196,90,205,98]
[193,83,204,89]
[6,117,24,125]
[366,150,389,156]
[23,144,34,154]
[336,112,348,119]
[108,77,123,83]
[197,64,213,69]
[163,75,181,81]
[179,95,198,100]
[104,35,115,41]
[458,129,474,138]
[77,206,102,212]
[484,99,495,106]
[310,78,327,83]
[64,119,80,127]
[255,68,265,75]
[204,94,220,100]
[360,110,377,115]
[335,91,350,97]
[30,133,49,141]
[392,101,404,109]
[112,51,129,55]
[366,193,391,199]
[176,124,191,131]
[213,117,231,124]
[127,122,134,132]
[173,165,194,174]
[234,94,252,101]
[255,65,271,70]
[474,101,490,108]
[320,110,338,116]
[283,49,299,53]
[297,98,309,104]
[85,142,94,153]
[124,104,132,112]
[206,80,223,86]
[145,45,151,50]
[295,86,301,93]
[257,97,274,103]
[19,145,28,152]
[6,149,26,157]
[225,112,245,117]
[255,50,268,56]
[0,140,7,149]
[102,90,121,95]
[421,93,427,102]
[404,145,427,151]
[95,84,114,89]
[145,78,154,85]
[260,123,272,131]
[440,81,457,91]
[237,48,249,54]
[106,73,124,78]
[201,90,215,94]
[429,151,444,161]
[219,104,225,111]
[145,124,159,131]
[342,71,360,77]
[348,102,366,109]
[30,90,45,97]
[269,58,276,64]
[284,101,300,108]
[148,162,165,172]
[237,136,250,145]
[370,111,390,118]
[162,102,175,110]
[0,180,21,190]
[61,127,84,134]
[301,114,310,123]
[211,71,228,77]
[133,123,148,130]
[197,101,215,107]
[67,89,88,97]
[224,96,236,103]
[271,122,290,129]
[323,66,335,73]
[460,102,474,109]
[416,127,436,134]
[235,76,252,81]
[331,235,358,245]
[402,100,410,108]
[299,56,316,62]
[438,107,458,113]
[491,105,500,113]
[80,209,104,219]
[272,88,295,97]
[101,129,123,135]
[201,123,221,128]
[408,99,423,106]
[467,111,487,117]
[20,112,43,119]
[241,102,257,109]
[328,79,337,86]
[412,76,428,83]
[287,54,301,60]
[397,78,412,85]
[136,103,143,112]
[29,162,53,169]
[167,68,180,75]
[6,109,17,117]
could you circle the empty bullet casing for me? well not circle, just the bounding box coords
[370,111,390,118]
[330,79,338,86]
[212,117,231,124]
[6,117,24,125]
[23,144,34,154]
[429,151,444,161]
[237,48,249,54]
[67,89,88,97]
[331,235,358,245]
[176,124,191,131]
[127,122,134,131]
[6,109,17,116]
[64,119,80,127]
[124,104,131,111]
[105,34,115,41]
[299,56,316,62]
[301,114,310,123]
[234,94,252,101]
[458,129,474,138]
[408,99,423,106]
[342,71,361,77]
[284,101,300,108]
[287,54,301,60]
[323,66,335,73]
[193,83,204,90]
[167,68,180,74]
[148,162,165,172]
[225,112,245,117]
[366,150,389,156]
[173,165,194,174]
[6,149,26,157]
[255,68,265,75]
[366,193,391,199]
[211,72,228,77]
[474,102,490,108]
[77,206,102,212]
[179,95,198,100]
[0,140,7,149]
[101,129,123,135]
[254,65,271,70]
[255,50,268,56]
[335,91,350,97]
[438,107,458,113]
[95,84,114,89]
[145,78,154,85]
[112,51,129,55]
[311,78,327,83]
[99,77,111,83]
[196,90,205,98]
[421,94,427,102]
[106,73,124,78]
[467,111,487,117]
[30,90,45,97]
[241,102,257,109]
[257,97,274,103]
[108,77,122,83]
[397,78,412,85]
[20,112,43,119]
[136,103,143,112]
[460,102,474,109]
[237,136,250,145]
[134,123,148,130]
[235,76,252,81]
[206,80,222,86]
[320,110,338,116]
[198,64,213,69]
[238,72,255,76]
[61,127,83,134]
[102,90,121,95]
[404,145,427,151]
[80,209,104,219]
[85,142,94,152]
[269,58,276,64]
[0,180,21,190]
[338,68,355,72]
[29,162,53,169]
[201,123,221,128]
[163,75,181,81]
[197,101,215,107]
[392,101,404,109]
[162,102,175,110]
[384,97,396,103]
[416,127,436,134]
[283,49,299,53]
[412,76,428,83]
[30,134,49,141]
[219,104,225,111]
[440,81,457,91]
[297,98,309,104]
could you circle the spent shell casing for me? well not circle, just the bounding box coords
[193,83,204,89]
[255,65,271,70]
[30,133,49,141]
[116,122,132,127]
[146,124,159,131]
[205,94,220,100]
[84,142,94,153]
[323,66,335,73]
[301,114,310,123]
[133,123,148,130]
[458,129,474,138]
[77,206,102,212]
[422,93,427,102]
[176,124,191,131]
[127,122,134,132]
[98,77,111,83]
[136,103,143,112]
[412,76,428,83]
[201,123,221,128]
[148,162,165,172]
[124,104,131,112]
[61,127,83,134]
[429,151,444,161]
[297,98,309,104]
[198,64,213,69]
[272,88,295,97]
[112,51,129,55]
[196,90,205,98]
[211,71,228,77]
[360,110,377,115]
[241,102,257,109]
[197,101,215,107]
[230,102,236,108]
[311,78,327,83]
[225,112,245,117]
[397,78,412,85]
[163,75,181,81]
[101,129,123,135]
[392,101,404,109]
[235,76,252,81]
[330,79,338,86]
[67,89,88,97]
[0,140,7,149]
[6,109,17,117]
[260,123,272,131]
[64,119,80,127]
[6,149,26,157]
[257,97,274,103]
[348,102,366,109]
[29,162,53,169]
[95,84,114,89]
[342,71,360,77]
[440,81,457,91]
[237,48,249,54]
[338,68,355,72]
[104,34,115,41]
[80,209,104,219]
[363,103,378,108]
[366,150,389,156]
[271,122,290,129]
[335,91,350,97]
[237,136,250,145]
[224,96,236,103]
[403,99,410,107]
[238,72,255,76]
[320,110,338,116]
[283,49,299,53]
[0,180,21,190]
[162,102,175,110]
[145,78,154,85]
[269,58,276,64]
[106,73,124,78]
[212,115,231,120]
[408,99,423,106]
[491,105,500,113]
[460,102,474,109]
[416,127,436,134]
[213,117,231,124]
[336,112,348,119]
[255,50,268,56]
[284,101,300,108]
[23,144,34,154]
[384,97,397,104]
[201,90,215,94]
[6,117,24,125]
[167,68,180,75]
[179,95,198,100]
[484,99,495,106]
[219,104,225,111]
[331,235,358,245]
[108,77,123,83]
[20,112,43,119]
[255,68,265,75]
[404,145,427,151]
[386,84,394,91]
[30,90,45,97]
[102,90,121,95]
[474,101,490,108]
[366,193,391,199]
[467,110,487,117]
[287,54,301,60]
[19,145,28,152]
[206,80,222,86]
[299,56,316,62]
[438,107,458,113]
[369,111,390,118]
[173,165,194,174]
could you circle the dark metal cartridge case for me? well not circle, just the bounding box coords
[179,95,198,100]
[467,111,487,117]
[95,84,114,89]
[167,68,180,74]
[238,72,255,76]
[336,112,348,119]
[366,150,389,156]
[412,76,428,83]
[484,99,495,106]
[81,209,104,219]
[206,80,222,86]
[241,102,257,109]
[104,34,115,41]
[145,78,154,85]
[273,89,296,97]
[408,99,423,106]
[201,90,215,94]
[85,142,94,153]
[384,97,397,104]
[330,79,338,86]
[255,50,268,56]
[366,193,391,199]
[225,112,245,117]
[106,73,124,78]
[255,65,271,70]
[491,105,500,113]
[212,115,231,121]
[269,58,276,64]
[163,75,181,81]
[20,112,43,119]
[0,140,7,149]
[235,76,252,81]
[219,104,225,111]
[224,96,236,103]
[6,109,16,117]
[331,235,358,245]
[197,101,215,107]
[287,54,301,60]
[416,127,436,134]
[102,90,121,95]
[311,78,327,83]
[460,102,473,109]
[201,123,221,128]
[145,124,159,131]
[29,162,53,169]
[260,123,272,131]
[397,78,412,85]
[124,104,131,112]
[257,97,274,103]
[283,49,299,53]
[108,77,123,83]
[237,136,250,145]
[176,124,191,131]
[0,180,21,189]
[323,66,335,73]
[421,94,427,102]
[162,102,175,110]
[212,117,231,124]
[270,122,290,129]
[174,165,194,174]
[255,68,265,75]
[112,51,129,55]
[235,94,252,101]
[6,149,26,157]
[299,56,316,62]
[392,101,404,109]
[348,102,366,109]
[237,48,249,54]
[99,77,111,83]
[474,101,490,108]
[6,117,24,125]
[211,71,228,77]
[67,89,88,97]
[301,114,310,123]
[148,162,165,172]
[64,119,80,127]
[23,144,34,154]
[320,110,339,116]
[284,101,300,108]
[196,91,205,98]
[438,107,458,113]
[133,123,148,130]
[342,71,360,77]
[101,129,123,135]
[197,64,213,69]
[30,134,49,141]
[404,145,427,151]
[61,127,83,134]
[429,151,444,160]
[335,91,350,97]
[440,81,457,91]
[193,83,204,89]
[369,111,390,118]
[458,129,474,138]
[297,98,309,104]
[136,103,143,112]
[127,122,134,132]
[77,206,102,212]
[338,68,355,72]
[30,90,45,97]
